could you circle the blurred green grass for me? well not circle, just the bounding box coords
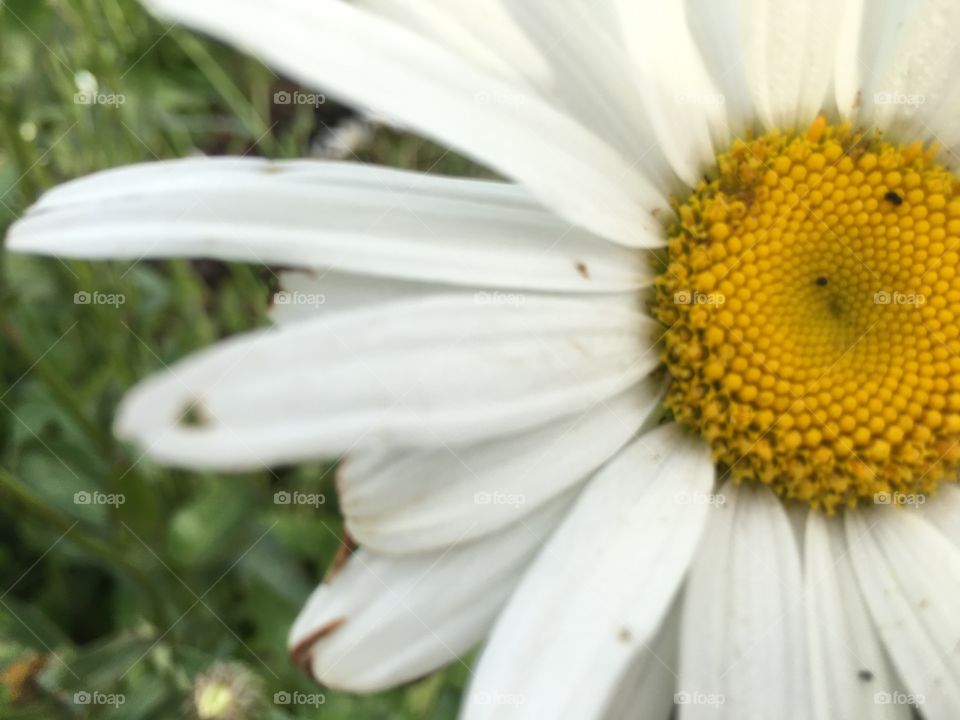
[0,1,486,717]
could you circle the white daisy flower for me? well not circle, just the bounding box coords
[8,1,960,718]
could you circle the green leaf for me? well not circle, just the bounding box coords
[38,629,156,695]
[17,452,108,527]
[0,597,70,650]
[167,479,256,567]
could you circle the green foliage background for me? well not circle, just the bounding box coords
[0,1,486,717]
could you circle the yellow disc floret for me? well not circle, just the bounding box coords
[655,118,960,512]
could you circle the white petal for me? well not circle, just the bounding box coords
[502,0,684,192]
[832,0,869,118]
[871,1,960,158]
[602,601,680,720]
[804,511,910,720]
[268,270,440,325]
[361,0,690,200]
[833,0,960,139]
[740,0,843,128]
[141,0,668,246]
[689,0,847,130]
[463,423,714,720]
[678,482,809,720]
[357,0,551,87]
[614,0,725,180]
[116,295,660,470]
[684,0,754,136]
[846,507,960,719]
[342,379,665,554]
[921,483,960,548]
[268,269,643,326]
[288,493,572,692]
[8,158,652,292]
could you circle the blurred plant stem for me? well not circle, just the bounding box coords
[1,317,114,459]
[0,111,48,204]
[172,30,280,157]
[0,466,170,627]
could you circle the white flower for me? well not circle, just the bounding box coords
[8,1,960,718]
[189,662,266,720]
[74,69,99,96]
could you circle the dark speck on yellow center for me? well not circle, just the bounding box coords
[655,117,960,513]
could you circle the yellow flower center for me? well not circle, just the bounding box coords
[655,117,960,512]
[195,682,235,719]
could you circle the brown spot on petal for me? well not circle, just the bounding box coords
[617,627,633,643]
[289,618,347,672]
[179,399,212,428]
[575,261,590,279]
[325,529,357,582]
